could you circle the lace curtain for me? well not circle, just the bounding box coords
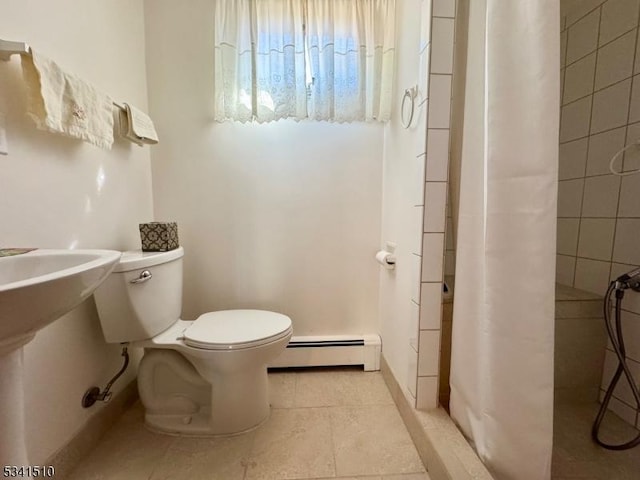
[214,0,396,123]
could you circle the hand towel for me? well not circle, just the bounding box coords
[118,103,159,146]
[20,51,114,149]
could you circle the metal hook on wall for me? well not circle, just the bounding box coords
[401,85,418,129]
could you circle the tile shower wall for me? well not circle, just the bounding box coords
[380,0,456,411]
[559,0,640,428]
[0,0,153,464]
[414,0,457,410]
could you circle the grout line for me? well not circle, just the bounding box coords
[572,6,602,287]
[562,73,634,110]
[564,25,638,71]
[564,1,607,32]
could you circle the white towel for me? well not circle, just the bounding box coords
[20,51,114,149]
[118,103,158,146]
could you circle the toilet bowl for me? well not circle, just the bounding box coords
[93,247,293,435]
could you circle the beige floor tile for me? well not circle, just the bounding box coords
[331,405,425,477]
[149,434,254,480]
[294,369,394,407]
[245,407,336,480]
[269,371,297,408]
[67,404,172,480]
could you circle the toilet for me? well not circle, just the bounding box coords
[93,247,292,436]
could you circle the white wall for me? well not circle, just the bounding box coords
[0,0,152,463]
[379,0,424,401]
[144,0,382,335]
[559,0,640,428]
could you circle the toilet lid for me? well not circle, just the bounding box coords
[183,310,292,350]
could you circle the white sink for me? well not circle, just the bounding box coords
[0,248,121,473]
[0,249,121,352]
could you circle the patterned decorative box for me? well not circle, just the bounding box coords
[139,222,179,252]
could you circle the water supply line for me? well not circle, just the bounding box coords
[82,345,130,408]
[591,268,640,450]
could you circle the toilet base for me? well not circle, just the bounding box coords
[136,346,278,436]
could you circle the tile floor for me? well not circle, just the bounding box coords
[552,402,640,480]
[67,368,430,480]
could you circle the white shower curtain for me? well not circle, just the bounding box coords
[449,1,558,479]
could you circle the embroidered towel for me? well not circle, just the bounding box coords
[20,51,114,149]
[118,103,158,146]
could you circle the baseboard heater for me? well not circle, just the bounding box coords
[269,334,381,371]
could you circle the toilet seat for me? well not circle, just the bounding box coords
[183,310,292,350]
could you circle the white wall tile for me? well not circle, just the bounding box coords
[613,218,640,264]
[586,127,625,176]
[430,18,455,74]
[620,310,640,361]
[558,179,585,217]
[595,30,636,90]
[564,52,596,104]
[421,233,444,281]
[418,330,441,376]
[599,0,640,46]
[428,74,452,129]
[635,27,640,73]
[432,0,455,18]
[416,376,438,409]
[581,174,621,217]
[557,254,577,285]
[591,79,632,134]
[577,218,616,260]
[560,96,593,142]
[618,172,640,216]
[557,218,581,255]
[601,350,640,405]
[560,138,589,180]
[424,182,447,232]
[420,282,442,329]
[567,9,601,64]
[411,253,422,304]
[425,129,450,181]
[624,122,640,171]
[565,0,605,27]
[574,257,612,294]
[599,389,640,425]
[628,74,640,123]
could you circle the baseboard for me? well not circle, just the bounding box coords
[269,334,381,371]
[45,380,138,479]
[380,355,493,480]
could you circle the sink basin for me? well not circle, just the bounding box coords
[0,249,121,351]
[0,248,121,472]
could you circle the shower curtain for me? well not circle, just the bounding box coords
[449,1,558,479]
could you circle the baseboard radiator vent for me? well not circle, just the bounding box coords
[269,334,381,371]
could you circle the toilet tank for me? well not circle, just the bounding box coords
[93,247,184,343]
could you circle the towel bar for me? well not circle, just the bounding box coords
[0,39,30,61]
[0,38,125,112]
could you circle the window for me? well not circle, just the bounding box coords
[214,0,396,123]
